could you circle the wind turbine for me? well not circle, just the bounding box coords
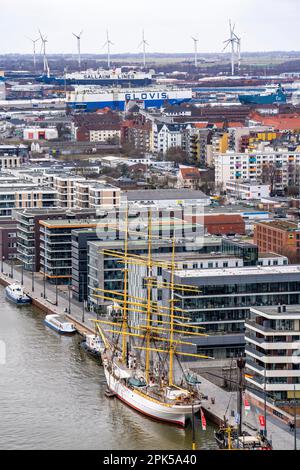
[72,30,83,68]
[138,30,149,68]
[38,29,50,77]
[26,36,40,71]
[233,32,241,73]
[103,30,114,69]
[191,36,198,68]
[222,20,237,76]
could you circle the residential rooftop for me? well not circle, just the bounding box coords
[257,220,299,231]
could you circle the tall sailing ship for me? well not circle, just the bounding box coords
[92,208,213,427]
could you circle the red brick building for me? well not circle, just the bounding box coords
[254,220,300,261]
[204,214,245,236]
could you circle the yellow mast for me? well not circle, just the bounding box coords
[145,207,152,384]
[122,205,129,363]
[168,236,176,386]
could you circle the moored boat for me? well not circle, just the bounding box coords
[5,283,31,305]
[214,426,273,450]
[44,314,76,334]
[80,334,104,358]
[101,350,202,427]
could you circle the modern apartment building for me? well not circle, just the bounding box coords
[74,181,121,210]
[0,181,57,217]
[0,220,18,261]
[39,218,100,283]
[87,237,223,311]
[245,304,300,418]
[0,144,28,169]
[161,264,300,359]
[53,175,86,209]
[71,228,99,301]
[14,208,97,271]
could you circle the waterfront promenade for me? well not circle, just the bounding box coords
[191,372,300,450]
[0,261,96,336]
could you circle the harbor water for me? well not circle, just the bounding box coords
[0,289,217,450]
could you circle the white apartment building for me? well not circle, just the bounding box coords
[215,149,300,190]
[226,181,270,200]
[245,304,300,413]
[152,123,185,154]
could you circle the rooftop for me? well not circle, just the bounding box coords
[173,264,300,279]
[257,220,299,231]
[124,189,208,201]
[250,304,300,318]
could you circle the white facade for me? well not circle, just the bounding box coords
[215,149,300,190]
[226,181,270,200]
[245,305,300,403]
[153,123,183,154]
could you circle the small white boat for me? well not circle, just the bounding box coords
[5,283,31,305]
[44,314,76,334]
[81,334,104,358]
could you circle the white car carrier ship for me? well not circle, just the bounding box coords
[66,86,192,111]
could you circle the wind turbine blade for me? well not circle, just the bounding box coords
[222,42,230,52]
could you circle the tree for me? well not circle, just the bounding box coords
[261,162,278,195]
[165,146,189,165]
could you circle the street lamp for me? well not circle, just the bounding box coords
[10,258,14,279]
[68,283,71,314]
[264,366,267,437]
[294,384,297,451]
[31,257,35,292]
[237,355,246,438]
[21,261,24,286]
[55,276,58,306]
[81,274,85,323]
[1,256,5,273]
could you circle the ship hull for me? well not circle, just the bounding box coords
[80,340,103,359]
[67,98,191,112]
[239,94,287,105]
[104,366,200,427]
[5,287,31,305]
[44,319,76,335]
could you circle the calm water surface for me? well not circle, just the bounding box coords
[0,289,217,450]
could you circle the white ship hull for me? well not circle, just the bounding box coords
[104,365,200,427]
[66,88,192,111]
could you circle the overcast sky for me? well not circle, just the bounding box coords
[1,0,299,54]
